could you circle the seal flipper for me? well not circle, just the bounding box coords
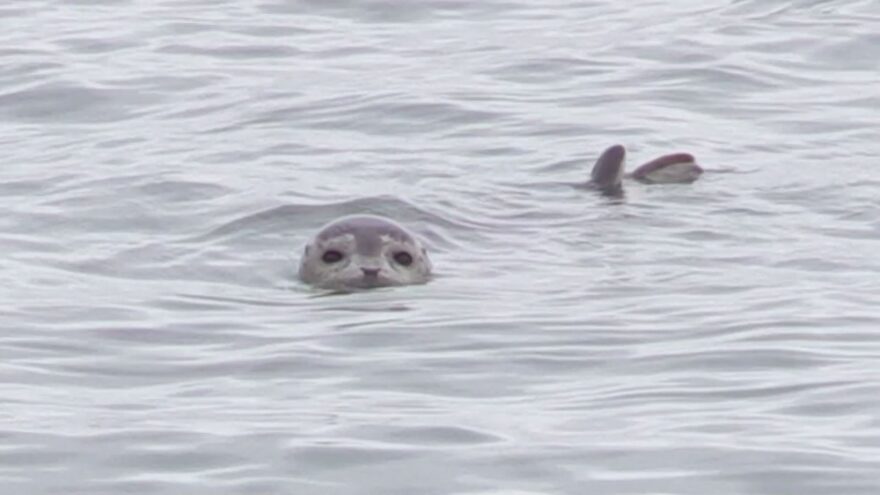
[590,144,626,194]
[630,153,703,183]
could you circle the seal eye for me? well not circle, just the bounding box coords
[393,251,413,266]
[322,250,343,264]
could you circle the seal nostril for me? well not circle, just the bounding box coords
[361,267,380,277]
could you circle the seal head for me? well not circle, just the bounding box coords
[299,215,432,290]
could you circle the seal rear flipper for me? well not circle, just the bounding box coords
[590,144,626,193]
[630,153,703,183]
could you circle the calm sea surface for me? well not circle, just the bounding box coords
[2,0,879,493]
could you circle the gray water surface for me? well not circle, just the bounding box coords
[2,1,880,494]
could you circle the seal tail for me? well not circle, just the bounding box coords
[630,153,703,183]
[590,144,626,193]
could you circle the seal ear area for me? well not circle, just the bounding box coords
[590,144,626,191]
[630,152,703,183]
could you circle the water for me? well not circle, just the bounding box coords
[2,0,879,493]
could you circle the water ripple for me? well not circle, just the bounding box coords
[1,0,879,493]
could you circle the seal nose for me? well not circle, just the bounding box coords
[361,267,380,277]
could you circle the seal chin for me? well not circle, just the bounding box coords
[324,271,400,290]
[347,275,393,289]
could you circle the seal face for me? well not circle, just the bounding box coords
[298,215,432,290]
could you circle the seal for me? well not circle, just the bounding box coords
[588,144,703,194]
[298,214,432,290]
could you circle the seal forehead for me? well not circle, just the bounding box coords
[315,215,416,245]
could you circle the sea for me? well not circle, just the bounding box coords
[1,0,879,493]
